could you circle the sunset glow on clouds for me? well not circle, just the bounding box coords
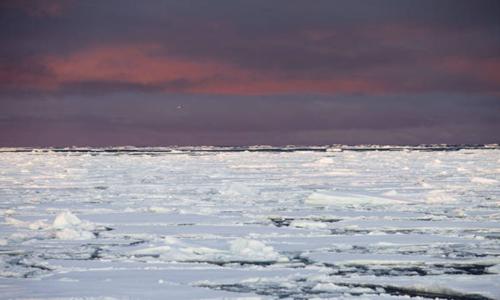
[0,0,499,145]
[5,41,499,96]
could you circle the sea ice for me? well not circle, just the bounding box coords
[229,238,288,262]
[52,211,96,240]
[0,148,498,298]
[305,191,402,207]
[471,177,498,185]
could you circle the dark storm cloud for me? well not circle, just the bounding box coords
[0,0,499,145]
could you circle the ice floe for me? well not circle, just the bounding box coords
[471,177,498,185]
[131,237,288,264]
[0,148,498,298]
[305,191,403,207]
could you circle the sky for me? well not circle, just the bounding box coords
[1,0,499,146]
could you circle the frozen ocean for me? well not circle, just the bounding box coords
[0,147,499,299]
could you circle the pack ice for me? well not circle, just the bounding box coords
[0,148,499,299]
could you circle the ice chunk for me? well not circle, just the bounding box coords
[132,237,288,263]
[220,183,256,197]
[305,191,402,206]
[55,228,95,240]
[5,217,49,230]
[303,157,335,167]
[53,211,82,229]
[3,209,16,216]
[289,220,328,229]
[406,283,476,299]
[471,177,498,185]
[132,237,225,261]
[425,190,457,204]
[52,211,95,240]
[147,206,173,213]
[133,245,172,256]
[5,212,96,240]
[5,217,27,228]
[383,190,398,196]
[487,264,500,274]
[229,238,288,262]
[325,169,357,176]
[313,157,334,165]
[311,283,349,292]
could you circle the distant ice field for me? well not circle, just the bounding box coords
[0,149,499,299]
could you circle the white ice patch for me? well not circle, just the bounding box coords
[2,209,16,216]
[313,157,334,165]
[220,183,257,197]
[147,206,174,213]
[487,264,500,274]
[303,157,335,167]
[229,238,288,262]
[305,191,402,207]
[406,283,472,298]
[52,211,95,240]
[325,169,357,176]
[289,220,328,229]
[53,211,83,229]
[55,228,95,240]
[4,212,97,241]
[471,177,498,185]
[132,237,288,263]
[5,217,50,230]
[425,190,457,204]
[311,283,350,292]
[382,190,398,196]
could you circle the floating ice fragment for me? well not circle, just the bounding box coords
[3,209,16,216]
[5,217,49,230]
[425,190,457,204]
[305,191,402,206]
[229,238,288,262]
[132,236,226,261]
[147,206,173,213]
[487,264,500,274]
[5,217,27,228]
[326,169,357,176]
[53,211,82,229]
[220,183,256,197]
[5,212,99,240]
[133,245,172,256]
[406,283,476,299]
[52,211,95,240]
[58,277,80,282]
[311,283,349,292]
[132,236,288,263]
[55,228,94,240]
[448,208,466,218]
[289,220,328,229]
[28,220,50,230]
[471,177,498,185]
[383,190,398,196]
[314,157,334,165]
[303,157,335,167]
[420,181,433,188]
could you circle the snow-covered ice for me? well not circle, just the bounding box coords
[0,148,499,299]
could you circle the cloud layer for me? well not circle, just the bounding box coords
[1,0,499,145]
